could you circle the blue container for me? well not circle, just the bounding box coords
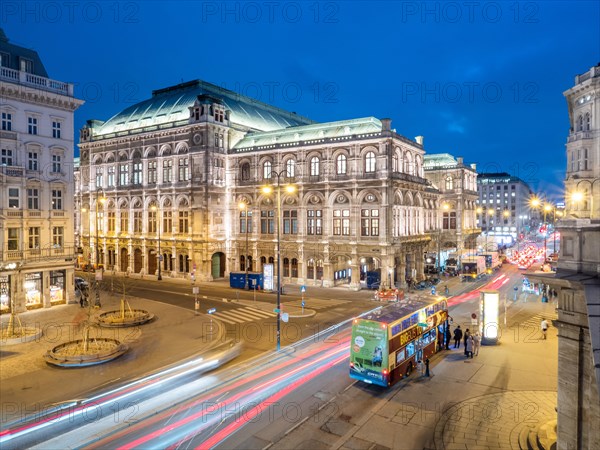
[366,271,381,289]
[229,272,264,290]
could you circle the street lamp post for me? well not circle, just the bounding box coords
[262,170,296,352]
[543,203,552,260]
[94,189,106,307]
[151,205,162,281]
[486,208,494,251]
[239,202,250,290]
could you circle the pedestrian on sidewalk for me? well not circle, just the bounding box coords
[444,285,450,296]
[445,326,452,350]
[453,325,463,348]
[417,359,424,376]
[473,332,481,356]
[541,318,549,340]
[463,328,471,356]
[465,335,474,358]
[425,357,431,377]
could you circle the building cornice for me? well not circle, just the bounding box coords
[0,82,83,112]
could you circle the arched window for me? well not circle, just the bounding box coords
[392,153,399,172]
[365,151,376,173]
[585,113,591,131]
[445,176,453,190]
[286,159,296,177]
[336,154,347,175]
[310,156,320,176]
[241,162,250,181]
[283,257,290,277]
[263,161,272,179]
[577,115,583,131]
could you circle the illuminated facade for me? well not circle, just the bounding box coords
[423,153,480,266]
[76,79,446,289]
[476,172,535,246]
[0,30,83,313]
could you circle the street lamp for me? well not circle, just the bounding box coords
[262,170,296,351]
[151,204,162,281]
[571,178,600,219]
[238,201,250,290]
[543,203,552,259]
[93,189,106,307]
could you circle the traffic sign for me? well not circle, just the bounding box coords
[207,308,216,314]
[300,285,306,293]
[273,308,280,313]
[301,301,305,308]
[281,313,289,323]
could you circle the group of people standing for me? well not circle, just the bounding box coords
[448,325,480,358]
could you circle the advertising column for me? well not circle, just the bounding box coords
[479,289,500,345]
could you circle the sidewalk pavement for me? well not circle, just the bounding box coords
[273,299,559,450]
[0,292,222,424]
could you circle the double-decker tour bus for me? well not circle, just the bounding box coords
[349,296,448,387]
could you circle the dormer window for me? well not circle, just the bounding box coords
[20,57,33,73]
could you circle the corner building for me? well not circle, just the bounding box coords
[77,80,456,289]
[0,30,83,313]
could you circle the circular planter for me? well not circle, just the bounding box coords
[97,309,155,328]
[1,326,43,346]
[44,338,128,367]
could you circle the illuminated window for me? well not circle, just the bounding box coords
[52,226,64,248]
[263,161,272,179]
[336,154,347,175]
[286,159,296,177]
[307,209,322,235]
[365,151,376,173]
[361,209,379,236]
[310,156,320,176]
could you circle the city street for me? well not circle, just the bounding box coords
[0,262,559,449]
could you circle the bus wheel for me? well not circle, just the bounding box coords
[405,362,413,377]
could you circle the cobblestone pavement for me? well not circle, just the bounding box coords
[433,390,557,449]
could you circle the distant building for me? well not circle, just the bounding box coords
[423,153,479,267]
[76,78,446,289]
[476,172,534,249]
[0,29,84,313]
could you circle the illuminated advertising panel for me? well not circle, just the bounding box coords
[350,319,389,387]
[264,264,274,291]
[480,290,499,344]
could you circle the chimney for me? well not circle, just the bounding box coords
[457,157,464,165]
[470,163,477,170]
[415,136,424,145]
[381,118,392,131]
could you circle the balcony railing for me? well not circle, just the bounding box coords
[0,165,25,177]
[567,131,595,142]
[0,66,73,96]
[0,130,17,140]
[0,246,76,263]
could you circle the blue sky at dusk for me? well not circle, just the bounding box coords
[2,1,598,197]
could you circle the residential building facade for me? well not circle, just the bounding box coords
[476,172,534,248]
[0,30,83,313]
[423,153,479,267]
[76,79,446,290]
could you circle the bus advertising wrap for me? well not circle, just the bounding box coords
[350,320,388,385]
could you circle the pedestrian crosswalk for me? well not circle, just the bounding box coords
[513,312,558,331]
[208,307,277,325]
[284,298,351,310]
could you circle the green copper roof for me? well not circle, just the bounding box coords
[423,153,458,169]
[90,80,315,137]
[233,117,382,149]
